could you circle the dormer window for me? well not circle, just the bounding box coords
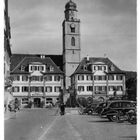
[50,66,54,72]
[110,65,115,71]
[20,65,25,71]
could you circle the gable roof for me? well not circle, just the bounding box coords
[10,54,64,75]
[72,57,125,76]
[10,54,63,72]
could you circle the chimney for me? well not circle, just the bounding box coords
[86,55,90,61]
[40,54,45,59]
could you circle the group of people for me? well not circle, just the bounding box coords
[8,98,20,112]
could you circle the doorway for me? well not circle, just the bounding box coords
[34,98,41,108]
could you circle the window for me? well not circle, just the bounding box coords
[45,76,52,81]
[108,75,114,80]
[103,66,106,71]
[38,87,44,92]
[94,76,106,80]
[22,75,28,81]
[30,86,36,92]
[71,37,75,46]
[116,75,123,80]
[13,75,20,81]
[21,65,25,71]
[95,86,107,92]
[87,86,93,91]
[46,86,52,92]
[78,86,84,91]
[94,76,99,80]
[39,66,44,71]
[117,86,123,91]
[86,75,92,80]
[50,66,54,72]
[22,98,29,104]
[54,76,60,81]
[31,76,43,81]
[78,75,84,81]
[39,76,43,81]
[71,27,75,33]
[54,86,61,92]
[102,76,106,80]
[98,66,102,70]
[22,86,29,92]
[12,86,20,92]
[109,86,116,91]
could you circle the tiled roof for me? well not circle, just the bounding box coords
[72,57,125,75]
[10,54,63,71]
[10,54,64,75]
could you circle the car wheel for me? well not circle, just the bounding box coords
[87,109,93,115]
[109,114,119,122]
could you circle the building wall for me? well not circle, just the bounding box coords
[12,74,63,107]
[72,72,126,101]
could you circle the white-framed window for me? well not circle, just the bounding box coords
[31,76,43,81]
[86,75,92,80]
[22,86,29,92]
[13,75,20,81]
[22,98,29,104]
[117,86,123,91]
[54,75,60,81]
[87,86,93,91]
[98,66,102,70]
[78,75,84,81]
[39,66,44,71]
[94,76,106,80]
[12,86,20,92]
[95,86,107,92]
[45,75,52,81]
[50,66,54,72]
[45,86,52,92]
[54,86,61,92]
[108,75,114,80]
[78,86,84,91]
[109,86,115,91]
[22,75,28,81]
[116,75,123,80]
[30,86,43,92]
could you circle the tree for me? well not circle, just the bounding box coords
[126,77,137,101]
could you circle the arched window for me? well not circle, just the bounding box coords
[71,37,75,46]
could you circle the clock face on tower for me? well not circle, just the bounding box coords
[70,23,75,28]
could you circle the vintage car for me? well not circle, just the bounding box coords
[100,100,136,122]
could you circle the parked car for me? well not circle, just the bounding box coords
[100,100,136,122]
[94,102,108,114]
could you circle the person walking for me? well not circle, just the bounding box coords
[60,103,65,115]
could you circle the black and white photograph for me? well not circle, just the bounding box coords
[3,0,137,140]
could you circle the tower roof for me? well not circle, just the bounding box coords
[65,0,77,11]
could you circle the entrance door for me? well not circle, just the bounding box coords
[34,98,41,108]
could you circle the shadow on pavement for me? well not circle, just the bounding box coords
[119,136,137,140]
[88,120,110,123]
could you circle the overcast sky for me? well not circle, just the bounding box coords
[8,0,136,71]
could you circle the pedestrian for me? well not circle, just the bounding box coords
[60,103,65,115]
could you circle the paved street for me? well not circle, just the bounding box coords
[5,108,136,140]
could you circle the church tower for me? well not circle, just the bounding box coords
[63,0,81,89]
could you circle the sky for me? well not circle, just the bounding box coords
[8,0,136,71]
